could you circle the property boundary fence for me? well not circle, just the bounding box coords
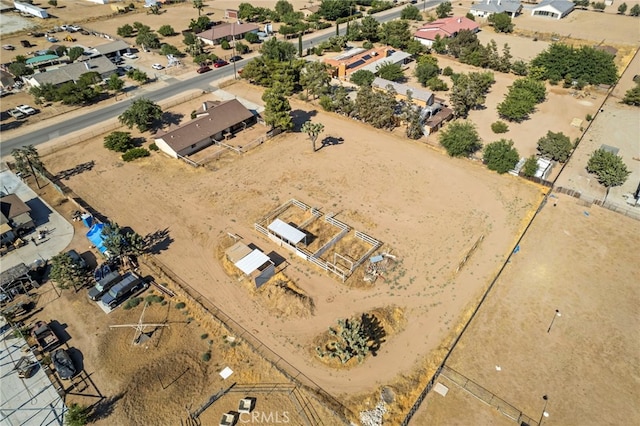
[555,187,640,220]
[140,255,351,425]
[440,366,539,426]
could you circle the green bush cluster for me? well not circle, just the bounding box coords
[122,148,150,162]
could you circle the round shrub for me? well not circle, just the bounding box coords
[491,121,509,134]
[175,302,186,309]
[122,147,150,162]
[201,351,211,362]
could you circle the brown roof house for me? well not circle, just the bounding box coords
[196,22,260,45]
[0,194,35,244]
[154,99,257,159]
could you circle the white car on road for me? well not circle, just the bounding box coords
[152,63,164,70]
[123,52,138,59]
[16,104,36,115]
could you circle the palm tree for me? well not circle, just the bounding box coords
[193,0,204,17]
[11,145,45,189]
[301,121,325,152]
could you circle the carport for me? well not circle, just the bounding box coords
[267,218,307,246]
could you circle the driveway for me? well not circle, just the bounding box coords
[0,163,74,269]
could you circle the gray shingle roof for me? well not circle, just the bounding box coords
[535,0,575,13]
[372,77,434,105]
[28,56,117,86]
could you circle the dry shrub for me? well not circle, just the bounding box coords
[259,272,315,318]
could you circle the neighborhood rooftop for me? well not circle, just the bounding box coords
[156,99,254,152]
[372,77,434,105]
[26,55,116,86]
[196,22,260,41]
[414,16,480,42]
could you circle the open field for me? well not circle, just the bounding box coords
[411,192,640,425]
[39,79,542,422]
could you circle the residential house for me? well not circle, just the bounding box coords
[300,4,320,17]
[413,16,480,48]
[197,22,260,45]
[0,194,35,244]
[469,0,522,18]
[531,0,575,19]
[371,78,453,135]
[88,40,131,60]
[24,56,117,88]
[324,47,412,79]
[154,99,257,158]
[372,77,435,107]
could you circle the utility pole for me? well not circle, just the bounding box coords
[231,22,238,80]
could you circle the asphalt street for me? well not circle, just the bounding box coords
[0,1,443,153]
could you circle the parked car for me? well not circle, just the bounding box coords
[16,104,36,115]
[196,66,211,74]
[229,55,243,62]
[70,25,82,32]
[2,45,15,51]
[66,249,87,270]
[46,37,58,43]
[151,63,164,70]
[122,65,134,72]
[8,109,26,120]
[213,60,228,68]
[88,271,122,301]
[52,349,76,380]
[20,40,31,48]
[31,321,60,352]
[123,52,138,59]
[100,272,145,308]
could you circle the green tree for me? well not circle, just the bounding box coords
[447,29,480,58]
[158,25,176,37]
[379,20,411,49]
[220,39,231,50]
[244,32,260,43]
[439,120,482,157]
[262,83,293,131]
[449,71,495,117]
[432,34,447,54]
[235,41,249,54]
[497,87,537,122]
[102,222,146,257]
[67,46,85,62]
[360,16,380,42]
[401,4,422,20]
[106,73,125,94]
[301,121,325,151]
[487,13,514,33]
[136,31,160,49]
[574,0,590,8]
[622,83,640,106]
[8,62,32,77]
[48,0,57,6]
[618,2,628,13]
[275,0,294,17]
[65,403,89,426]
[415,60,439,87]
[376,62,404,82]
[189,16,211,33]
[630,4,640,15]
[402,93,423,140]
[591,2,606,11]
[117,24,134,38]
[530,43,617,85]
[405,39,427,56]
[104,131,135,152]
[11,145,44,188]
[50,253,86,291]
[511,59,528,76]
[260,37,297,61]
[238,3,256,20]
[318,0,351,21]
[127,69,149,83]
[586,149,631,202]
[483,139,519,174]
[522,155,539,177]
[193,0,204,16]
[537,131,573,162]
[436,1,452,18]
[300,61,331,99]
[160,44,182,56]
[354,84,398,130]
[512,78,546,102]
[350,69,376,87]
[118,98,162,132]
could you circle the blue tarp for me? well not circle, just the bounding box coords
[86,223,108,254]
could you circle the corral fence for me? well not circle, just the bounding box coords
[555,187,640,221]
[439,366,540,426]
[140,255,351,425]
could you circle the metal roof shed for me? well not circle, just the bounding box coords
[268,219,306,245]
[235,249,271,275]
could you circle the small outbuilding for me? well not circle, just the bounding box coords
[13,1,48,18]
[225,241,275,288]
[531,0,575,19]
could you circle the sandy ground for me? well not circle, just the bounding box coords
[411,191,640,425]
[39,78,542,420]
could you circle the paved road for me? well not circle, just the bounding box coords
[0,0,443,152]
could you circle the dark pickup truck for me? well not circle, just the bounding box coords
[88,271,122,301]
[31,321,60,352]
[101,272,146,309]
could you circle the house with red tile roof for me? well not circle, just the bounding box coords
[413,16,480,48]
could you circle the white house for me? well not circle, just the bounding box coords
[531,0,575,19]
[470,0,522,18]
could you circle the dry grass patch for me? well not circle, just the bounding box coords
[258,272,315,318]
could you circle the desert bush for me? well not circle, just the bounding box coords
[122,148,150,162]
[175,302,186,309]
[491,121,509,133]
[201,351,211,362]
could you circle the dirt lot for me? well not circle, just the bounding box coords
[39,78,542,423]
[411,192,640,425]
